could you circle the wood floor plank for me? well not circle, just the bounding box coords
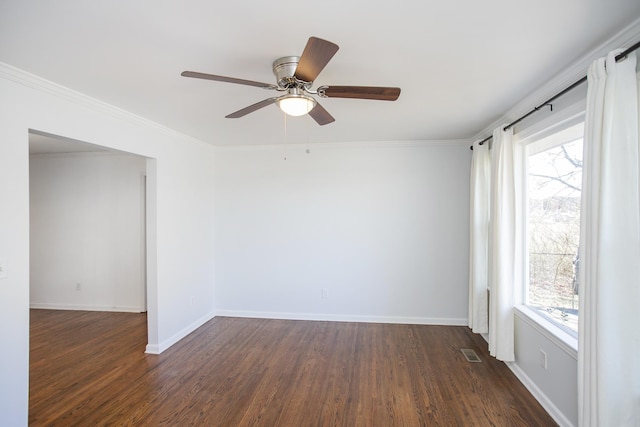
[29,310,557,426]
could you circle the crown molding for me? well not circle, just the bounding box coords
[473,17,640,141]
[0,62,208,147]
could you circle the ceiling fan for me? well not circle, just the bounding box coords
[181,37,401,125]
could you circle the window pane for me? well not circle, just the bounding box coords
[527,137,582,334]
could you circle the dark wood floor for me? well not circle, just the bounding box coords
[29,310,557,426]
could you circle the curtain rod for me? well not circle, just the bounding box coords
[470,39,640,150]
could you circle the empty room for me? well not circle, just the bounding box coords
[1,1,639,426]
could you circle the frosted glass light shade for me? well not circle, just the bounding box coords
[277,95,316,116]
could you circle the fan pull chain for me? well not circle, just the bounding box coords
[283,112,288,160]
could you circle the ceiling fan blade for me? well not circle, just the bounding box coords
[308,102,335,126]
[293,37,339,83]
[181,71,278,90]
[320,86,401,101]
[226,98,278,118]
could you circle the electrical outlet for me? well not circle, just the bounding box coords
[539,349,547,370]
[321,288,328,299]
[190,296,195,306]
[75,283,81,291]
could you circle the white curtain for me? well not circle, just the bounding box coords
[579,50,640,427]
[469,140,490,334]
[488,126,521,362]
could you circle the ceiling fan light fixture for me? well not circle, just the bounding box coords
[181,37,399,125]
[277,95,316,117]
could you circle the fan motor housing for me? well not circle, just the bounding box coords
[273,56,300,87]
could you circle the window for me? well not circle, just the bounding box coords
[525,122,583,335]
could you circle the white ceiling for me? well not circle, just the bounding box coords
[2,1,640,146]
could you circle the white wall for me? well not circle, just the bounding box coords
[512,308,578,426]
[0,64,216,426]
[30,151,147,312]
[214,142,471,323]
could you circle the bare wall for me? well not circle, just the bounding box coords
[29,151,147,312]
[214,142,471,323]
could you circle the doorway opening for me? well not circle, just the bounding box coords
[28,129,156,329]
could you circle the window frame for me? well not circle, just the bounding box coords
[515,113,585,349]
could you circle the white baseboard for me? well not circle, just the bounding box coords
[506,362,575,427]
[214,309,467,326]
[145,310,216,355]
[30,302,145,313]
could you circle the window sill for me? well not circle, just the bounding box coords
[514,305,578,360]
